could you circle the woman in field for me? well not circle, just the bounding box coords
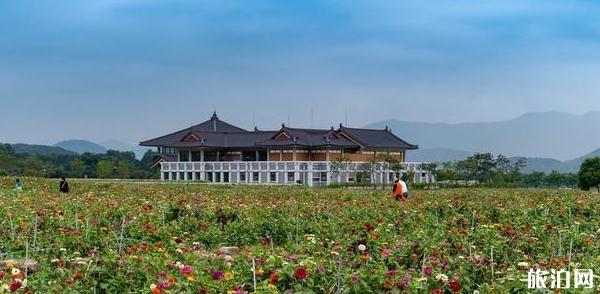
[59,177,69,193]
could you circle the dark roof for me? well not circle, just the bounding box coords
[140,112,248,146]
[140,113,417,150]
[192,112,246,132]
[257,126,358,148]
[150,130,277,148]
[338,126,418,150]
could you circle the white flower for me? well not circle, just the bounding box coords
[436,274,449,282]
[11,268,21,275]
[21,279,27,288]
[517,262,529,268]
[1,284,10,291]
[358,244,367,252]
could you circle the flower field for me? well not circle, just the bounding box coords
[0,178,598,293]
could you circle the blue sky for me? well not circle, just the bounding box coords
[1,0,600,145]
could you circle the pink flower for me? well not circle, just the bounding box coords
[212,271,224,281]
[350,275,359,284]
[386,269,397,277]
[290,255,298,262]
[180,265,193,275]
[424,266,433,276]
[157,280,170,289]
[381,248,392,258]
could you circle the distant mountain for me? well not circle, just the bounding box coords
[11,143,76,156]
[55,140,107,154]
[100,140,152,159]
[367,111,600,161]
[406,148,471,162]
[513,147,600,173]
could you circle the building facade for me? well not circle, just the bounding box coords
[141,112,433,186]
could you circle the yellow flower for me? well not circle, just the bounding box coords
[186,275,196,282]
[225,271,234,281]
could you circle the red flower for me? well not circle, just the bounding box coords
[294,267,308,281]
[269,272,280,284]
[10,281,22,292]
[449,280,462,293]
[364,223,375,232]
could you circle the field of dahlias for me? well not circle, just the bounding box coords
[0,178,598,293]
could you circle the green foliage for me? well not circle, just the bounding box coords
[0,143,157,179]
[97,159,117,178]
[578,157,600,191]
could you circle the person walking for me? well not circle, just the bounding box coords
[59,177,70,193]
[15,178,22,191]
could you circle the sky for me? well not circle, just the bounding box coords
[1,0,600,145]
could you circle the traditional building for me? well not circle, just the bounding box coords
[140,112,432,186]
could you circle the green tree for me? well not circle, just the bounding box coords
[330,156,351,184]
[116,160,130,179]
[97,159,116,178]
[545,170,563,188]
[578,157,600,191]
[69,157,86,178]
[523,171,545,188]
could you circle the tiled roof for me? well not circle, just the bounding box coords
[140,113,418,150]
[257,127,358,147]
[338,126,418,149]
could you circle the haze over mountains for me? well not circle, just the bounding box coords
[367,111,600,172]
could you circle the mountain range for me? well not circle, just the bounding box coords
[53,140,151,159]
[367,111,600,161]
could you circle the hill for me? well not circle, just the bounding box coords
[367,111,600,160]
[10,143,76,156]
[55,140,107,154]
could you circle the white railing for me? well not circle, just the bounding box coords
[159,161,433,186]
[161,161,426,172]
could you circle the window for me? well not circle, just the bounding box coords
[287,172,295,182]
[163,172,169,180]
[192,151,202,161]
[179,172,185,180]
[215,172,221,182]
[240,172,246,182]
[320,172,327,182]
[187,172,193,180]
[258,151,268,161]
[270,172,277,182]
[206,172,213,182]
[242,151,257,161]
[252,172,260,182]
[223,172,230,183]
[195,172,201,181]
[202,152,216,161]
[179,151,190,162]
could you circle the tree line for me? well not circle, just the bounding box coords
[431,152,599,190]
[0,144,159,179]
